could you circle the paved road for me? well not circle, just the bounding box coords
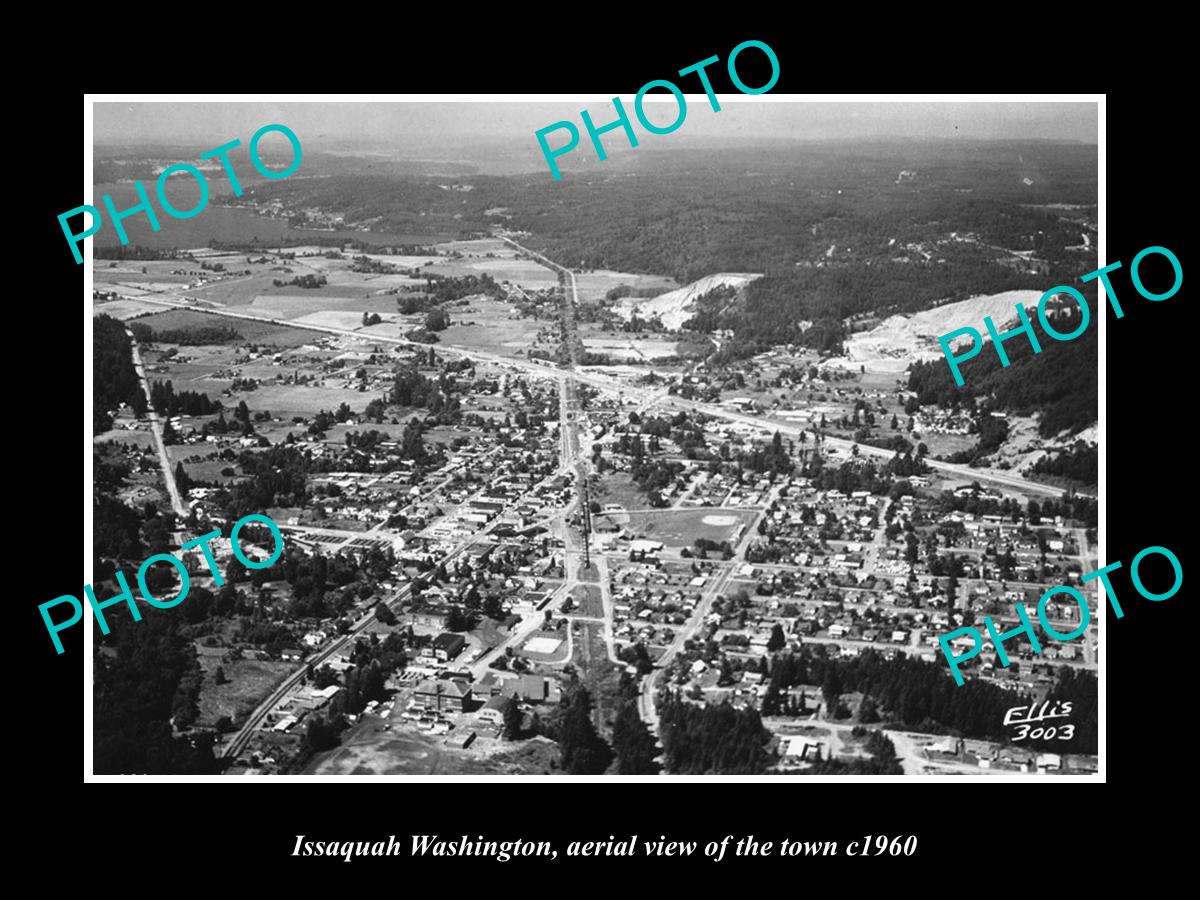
[222,462,575,760]
[125,247,1094,754]
[127,287,1084,503]
[127,330,188,519]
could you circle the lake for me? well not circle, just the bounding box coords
[91,178,454,250]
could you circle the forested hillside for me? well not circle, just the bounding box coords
[907,308,1098,438]
[94,314,145,432]
[235,139,1095,283]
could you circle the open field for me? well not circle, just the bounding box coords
[307,721,562,775]
[574,622,622,735]
[623,508,757,549]
[575,269,678,304]
[245,292,388,319]
[595,473,648,511]
[582,334,679,362]
[129,308,325,346]
[195,650,294,728]
[308,725,493,775]
[232,383,380,418]
[93,297,175,319]
[95,427,157,450]
[94,267,193,285]
[441,298,551,355]
[570,584,604,618]
[439,238,510,255]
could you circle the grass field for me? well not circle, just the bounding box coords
[93,298,173,319]
[188,273,283,306]
[595,473,648,511]
[574,270,678,304]
[575,622,622,736]
[195,650,294,728]
[570,584,604,618]
[245,292,386,320]
[131,308,325,346]
[623,508,757,549]
[234,383,378,417]
[441,298,553,356]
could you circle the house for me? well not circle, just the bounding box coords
[478,695,516,725]
[413,678,472,712]
[408,607,451,629]
[926,736,959,757]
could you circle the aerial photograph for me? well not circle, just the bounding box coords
[87,99,1099,777]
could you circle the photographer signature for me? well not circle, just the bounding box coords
[1003,701,1075,741]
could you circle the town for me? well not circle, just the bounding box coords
[92,223,1100,777]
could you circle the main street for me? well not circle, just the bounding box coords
[119,242,1094,754]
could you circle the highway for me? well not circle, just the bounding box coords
[116,245,1094,753]
[125,285,1083,503]
[127,329,188,519]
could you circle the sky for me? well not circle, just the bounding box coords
[94,99,1098,148]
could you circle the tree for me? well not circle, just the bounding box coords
[374,601,396,625]
[173,461,190,494]
[425,308,451,331]
[767,623,786,652]
[858,694,881,724]
[312,665,339,689]
[304,715,339,752]
[446,605,469,632]
[612,700,660,774]
[559,687,613,774]
[821,669,842,719]
[502,699,523,740]
[214,665,228,685]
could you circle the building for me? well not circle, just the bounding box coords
[413,678,472,712]
[408,607,451,629]
[293,684,340,712]
[502,674,549,703]
[431,632,467,662]
[478,695,516,725]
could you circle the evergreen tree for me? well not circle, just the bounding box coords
[502,699,523,740]
[612,700,660,774]
[767,623,786,652]
[173,461,190,494]
[559,687,613,774]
